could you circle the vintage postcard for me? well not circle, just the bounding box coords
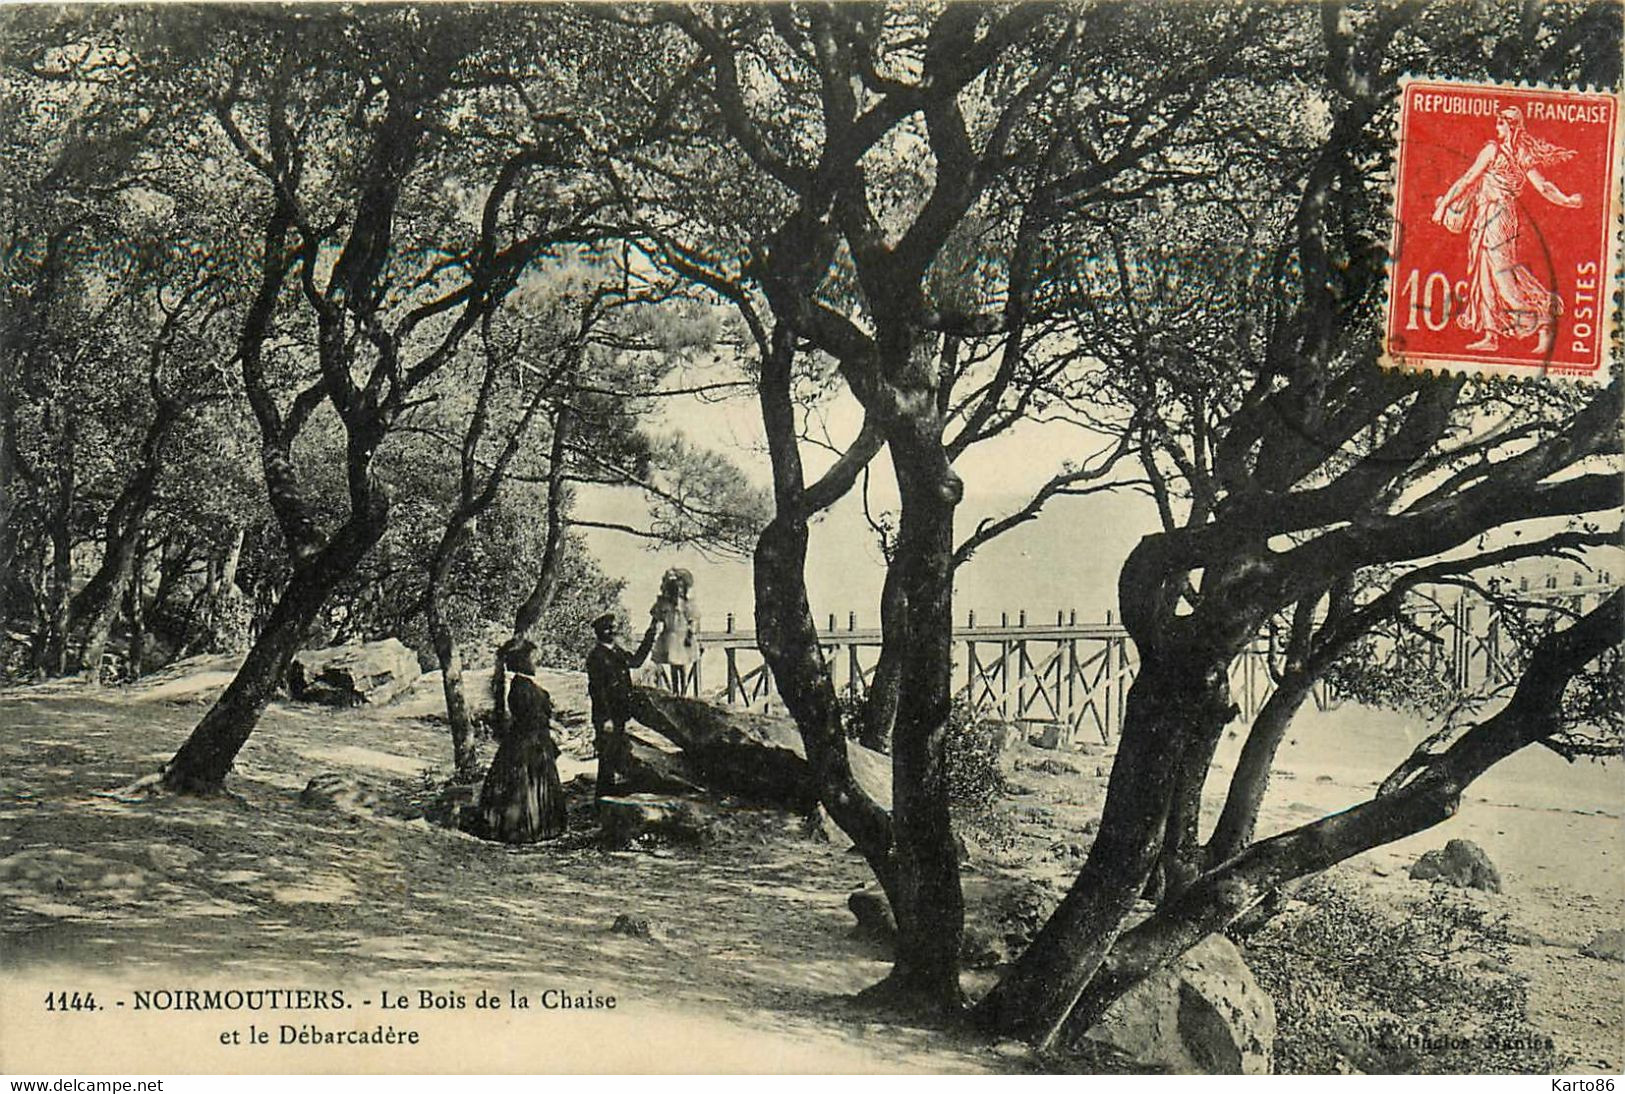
[2,1,1621,1081]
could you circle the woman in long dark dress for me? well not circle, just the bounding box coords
[474,641,566,842]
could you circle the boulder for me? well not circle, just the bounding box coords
[1581,929,1625,962]
[847,886,896,942]
[1070,934,1276,1075]
[597,793,720,849]
[845,741,892,811]
[1408,839,1502,892]
[610,913,666,941]
[627,686,890,810]
[846,882,1033,967]
[1031,723,1066,750]
[849,877,1064,966]
[289,639,420,706]
[298,773,387,815]
[986,878,1063,958]
[554,725,597,762]
[145,844,206,873]
[621,733,704,795]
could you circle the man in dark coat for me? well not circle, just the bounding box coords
[586,611,657,802]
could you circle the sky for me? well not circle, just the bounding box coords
[576,374,1156,633]
[574,362,1620,638]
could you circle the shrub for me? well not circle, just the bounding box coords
[1243,877,1555,1073]
[838,694,1008,811]
[943,698,1008,812]
[836,692,868,742]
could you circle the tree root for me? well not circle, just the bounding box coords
[848,971,967,1025]
[96,772,169,802]
[97,767,242,803]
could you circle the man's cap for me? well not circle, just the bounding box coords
[591,612,618,636]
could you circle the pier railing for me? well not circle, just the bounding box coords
[675,609,1135,745]
[652,572,1614,745]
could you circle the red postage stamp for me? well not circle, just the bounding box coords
[1383,80,1623,383]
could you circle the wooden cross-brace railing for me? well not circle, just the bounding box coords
[648,574,1616,745]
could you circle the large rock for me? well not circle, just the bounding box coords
[845,740,891,811]
[289,639,421,706]
[627,686,890,810]
[959,924,1008,969]
[622,733,703,795]
[1071,934,1276,1075]
[598,793,721,849]
[801,804,847,844]
[298,773,388,815]
[937,876,1066,969]
[1408,838,1502,892]
[848,886,896,942]
[610,913,667,941]
[1031,722,1067,750]
[1581,929,1625,962]
[848,879,1050,967]
[989,878,1063,955]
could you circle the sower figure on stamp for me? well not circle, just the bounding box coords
[1432,105,1582,355]
[586,611,658,805]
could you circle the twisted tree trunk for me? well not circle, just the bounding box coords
[755,513,896,886]
[870,422,967,1011]
[37,423,75,676]
[753,331,894,894]
[124,533,147,680]
[974,647,1234,1045]
[81,514,142,687]
[1151,692,1238,901]
[70,419,170,638]
[0,453,21,645]
[78,410,174,684]
[161,511,386,793]
[1069,592,1620,1031]
[1206,670,1317,864]
[860,563,906,753]
[496,400,571,730]
[426,523,477,778]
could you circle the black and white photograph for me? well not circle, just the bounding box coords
[0,0,1621,1078]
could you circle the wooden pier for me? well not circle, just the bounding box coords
[658,571,1615,745]
[686,608,1136,745]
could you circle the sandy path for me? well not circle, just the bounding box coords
[0,968,994,1074]
[0,685,1004,1074]
[2,667,1619,1073]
